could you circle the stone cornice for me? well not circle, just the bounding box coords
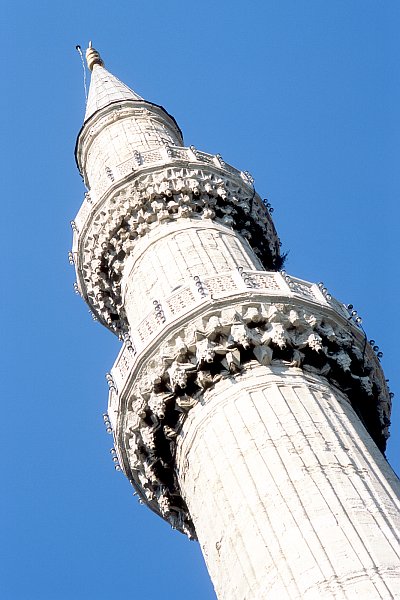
[106,287,390,538]
[72,163,281,333]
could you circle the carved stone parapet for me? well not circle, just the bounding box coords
[111,296,391,538]
[75,101,183,186]
[74,163,281,333]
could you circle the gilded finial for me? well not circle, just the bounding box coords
[86,41,104,71]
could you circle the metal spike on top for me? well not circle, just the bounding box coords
[86,41,104,71]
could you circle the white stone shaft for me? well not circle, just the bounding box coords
[176,364,400,599]
[121,220,263,328]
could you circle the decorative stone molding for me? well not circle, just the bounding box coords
[75,101,183,185]
[113,297,390,538]
[113,269,361,366]
[73,163,281,333]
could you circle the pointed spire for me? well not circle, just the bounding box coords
[84,42,143,122]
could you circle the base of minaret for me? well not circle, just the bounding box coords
[176,364,400,599]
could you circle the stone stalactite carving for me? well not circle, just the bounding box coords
[120,301,391,539]
[74,166,282,333]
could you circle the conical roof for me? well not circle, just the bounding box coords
[75,45,184,177]
[84,63,143,122]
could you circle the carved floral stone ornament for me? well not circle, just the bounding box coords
[72,162,282,334]
[107,293,391,538]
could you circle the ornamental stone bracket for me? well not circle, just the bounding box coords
[71,160,281,334]
[114,270,350,370]
[106,288,391,539]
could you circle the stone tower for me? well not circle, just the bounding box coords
[71,45,400,598]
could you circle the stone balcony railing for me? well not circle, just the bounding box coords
[73,145,254,237]
[107,270,351,407]
[104,268,391,531]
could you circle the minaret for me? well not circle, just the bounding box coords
[71,45,400,599]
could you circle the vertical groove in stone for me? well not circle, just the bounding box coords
[207,415,258,597]
[217,399,300,599]
[316,389,400,533]
[201,415,256,597]
[122,223,261,326]
[176,365,400,599]
[230,392,321,598]
[237,387,343,590]
[274,383,389,597]
[303,384,400,560]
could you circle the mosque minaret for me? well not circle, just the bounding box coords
[70,44,400,599]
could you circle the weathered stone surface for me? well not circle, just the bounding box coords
[72,50,400,599]
[108,293,392,538]
[176,365,400,599]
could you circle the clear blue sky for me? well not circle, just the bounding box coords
[1,2,399,599]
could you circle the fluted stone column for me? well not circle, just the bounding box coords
[121,220,263,328]
[176,364,400,599]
